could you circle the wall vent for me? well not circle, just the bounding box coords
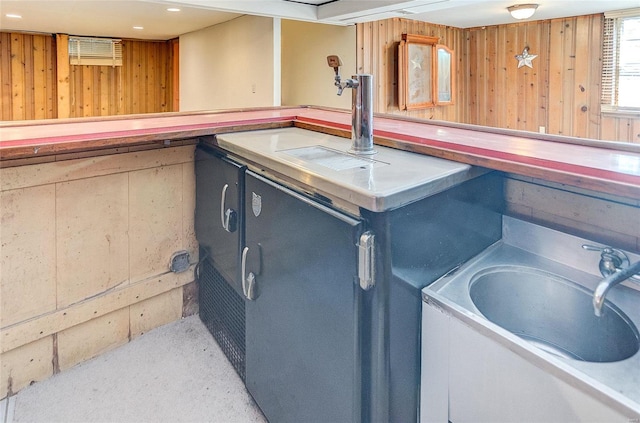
[68,36,122,67]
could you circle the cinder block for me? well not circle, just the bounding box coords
[182,281,199,317]
[56,173,129,308]
[1,185,56,327]
[0,336,53,399]
[129,165,183,283]
[0,146,195,191]
[57,308,129,371]
[182,161,198,263]
[129,287,183,339]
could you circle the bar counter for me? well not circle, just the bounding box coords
[2,106,639,199]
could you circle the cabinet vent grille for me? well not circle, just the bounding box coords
[198,256,246,381]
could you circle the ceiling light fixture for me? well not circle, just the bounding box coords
[167,8,181,12]
[6,13,22,19]
[507,4,538,20]
[133,26,144,30]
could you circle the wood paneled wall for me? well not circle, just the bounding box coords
[467,21,550,133]
[357,15,640,143]
[1,32,57,120]
[505,175,640,252]
[1,32,177,120]
[357,19,466,122]
[66,38,175,117]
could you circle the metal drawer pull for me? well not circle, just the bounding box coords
[220,183,229,230]
[220,183,237,233]
[358,231,375,290]
[241,246,257,301]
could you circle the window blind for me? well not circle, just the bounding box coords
[68,37,123,67]
[601,9,640,112]
[601,17,619,107]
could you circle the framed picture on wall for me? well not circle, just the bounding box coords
[398,34,454,110]
[435,44,454,105]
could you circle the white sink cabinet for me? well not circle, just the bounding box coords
[421,302,630,422]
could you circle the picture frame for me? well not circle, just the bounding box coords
[435,44,455,105]
[398,34,454,110]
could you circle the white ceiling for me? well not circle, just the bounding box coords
[1,0,638,40]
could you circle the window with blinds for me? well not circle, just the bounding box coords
[68,37,123,67]
[601,9,640,113]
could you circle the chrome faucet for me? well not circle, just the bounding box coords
[327,55,376,155]
[583,244,640,316]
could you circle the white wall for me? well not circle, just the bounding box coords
[180,15,278,111]
[281,20,356,109]
[179,16,356,111]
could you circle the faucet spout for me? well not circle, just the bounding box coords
[593,260,640,316]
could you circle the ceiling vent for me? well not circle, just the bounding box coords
[68,36,122,67]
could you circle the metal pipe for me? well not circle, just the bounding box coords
[593,260,640,316]
[350,74,376,155]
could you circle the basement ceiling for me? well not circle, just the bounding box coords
[0,0,638,40]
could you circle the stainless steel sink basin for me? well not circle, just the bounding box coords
[424,217,640,414]
[469,265,640,363]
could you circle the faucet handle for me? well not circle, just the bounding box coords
[582,244,630,277]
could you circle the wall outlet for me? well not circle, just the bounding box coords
[539,126,546,134]
[170,250,190,273]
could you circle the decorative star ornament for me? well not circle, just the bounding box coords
[411,54,422,70]
[515,47,537,69]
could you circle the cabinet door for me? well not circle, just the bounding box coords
[243,171,363,423]
[195,146,245,294]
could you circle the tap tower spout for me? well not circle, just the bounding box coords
[327,55,375,155]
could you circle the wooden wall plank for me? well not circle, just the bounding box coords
[23,35,34,120]
[547,19,564,135]
[561,19,575,136]
[524,22,540,133]
[485,26,498,128]
[56,34,70,119]
[171,39,179,111]
[537,22,550,134]
[32,35,46,119]
[10,33,26,120]
[517,24,526,130]
[588,15,602,140]
[573,16,590,138]
[476,27,487,125]
[631,118,640,144]
[45,35,57,118]
[131,41,141,114]
[1,33,13,120]
[81,65,93,117]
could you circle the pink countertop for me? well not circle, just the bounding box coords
[2,106,639,199]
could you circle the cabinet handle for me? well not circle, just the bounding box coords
[220,183,229,230]
[220,184,237,233]
[358,231,375,290]
[241,246,257,301]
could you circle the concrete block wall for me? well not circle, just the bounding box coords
[0,144,198,398]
